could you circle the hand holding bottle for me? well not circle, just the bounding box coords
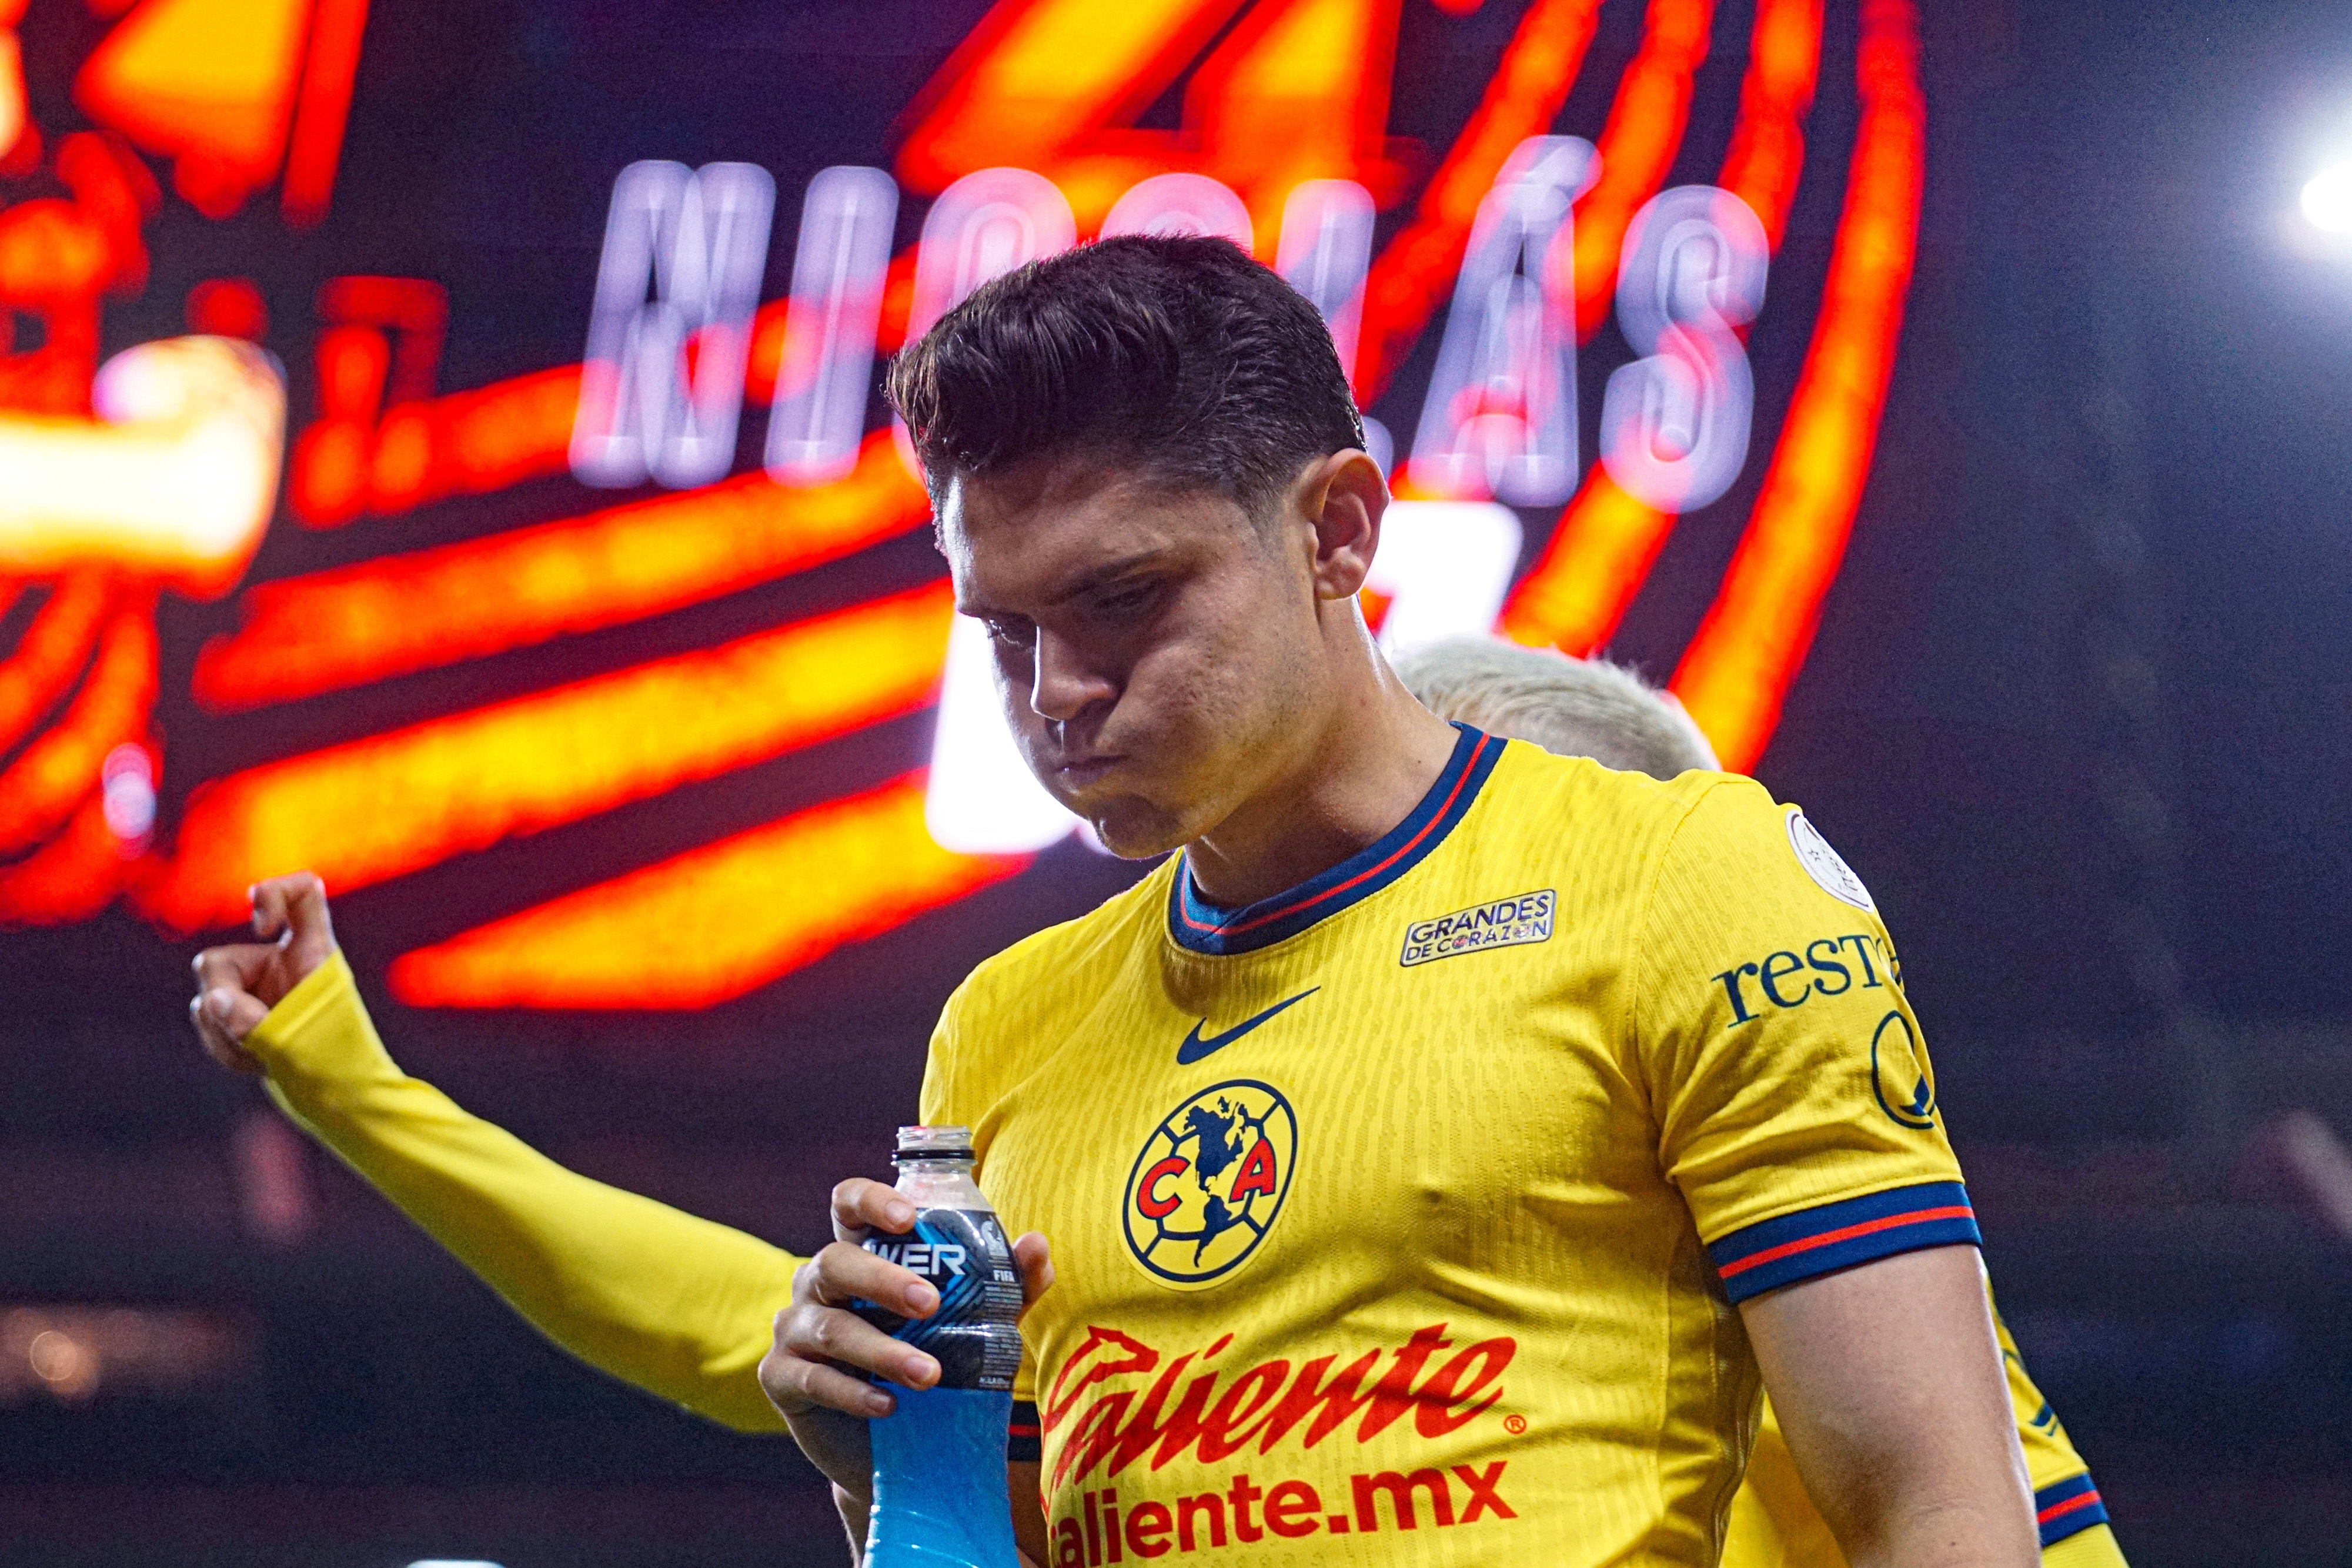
[759,1135,1051,1541]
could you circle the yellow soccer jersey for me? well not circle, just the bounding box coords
[1724,1292,2125,1567]
[922,726,1982,1566]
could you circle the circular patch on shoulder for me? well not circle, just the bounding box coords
[1870,1010,1937,1129]
[1786,810,1875,912]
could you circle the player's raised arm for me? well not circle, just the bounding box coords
[188,873,801,1434]
[1630,782,2037,1566]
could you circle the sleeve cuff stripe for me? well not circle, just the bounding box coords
[1708,1183,1979,1303]
[2034,1476,2108,1546]
[1717,1204,1976,1281]
[1009,1399,1041,1459]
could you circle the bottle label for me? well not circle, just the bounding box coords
[857,1208,1024,1392]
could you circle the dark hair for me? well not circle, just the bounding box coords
[888,234,1365,520]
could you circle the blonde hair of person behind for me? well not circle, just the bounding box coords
[1392,637,1722,781]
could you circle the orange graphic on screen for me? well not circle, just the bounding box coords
[1499,0,1822,661]
[72,0,368,221]
[376,0,1915,1004]
[202,427,930,711]
[285,275,595,526]
[387,773,1028,1012]
[0,0,362,924]
[899,0,1408,241]
[0,0,1923,1015]
[1670,0,1922,768]
[145,581,957,934]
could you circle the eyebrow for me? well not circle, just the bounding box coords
[959,547,1176,618]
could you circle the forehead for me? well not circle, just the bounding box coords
[938,455,1256,610]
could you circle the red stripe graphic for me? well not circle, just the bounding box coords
[1715,1203,1974,1280]
[2037,1491,2102,1526]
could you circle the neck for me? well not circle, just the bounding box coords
[1183,638,1461,910]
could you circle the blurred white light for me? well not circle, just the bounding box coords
[906,168,1076,344]
[2303,161,2352,233]
[766,166,899,486]
[1599,185,1769,513]
[100,743,155,850]
[1102,172,1252,250]
[923,613,1077,855]
[0,336,283,598]
[897,167,1078,481]
[407,1561,503,1567]
[570,161,775,490]
[1277,179,1375,375]
[1367,500,1524,658]
[1409,136,1598,506]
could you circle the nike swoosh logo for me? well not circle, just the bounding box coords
[1177,988,1319,1065]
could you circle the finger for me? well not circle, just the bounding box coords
[249,873,310,939]
[188,996,262,1075]
[280,872,336,965]
[801,1241,940,1319]
[831,1177,916,1244]
[192,942,276,998]
[250,880,282,939]
[191,947,279,1042]
[760,1338,898,1419]
[252,872,335,966]
[199,984,272,1042]
[779,1303,942,1392]
[1013,1232,1055,1310]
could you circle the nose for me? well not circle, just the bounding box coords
[1030,627,1114,725]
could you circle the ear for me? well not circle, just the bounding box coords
[1296,450,1389,601]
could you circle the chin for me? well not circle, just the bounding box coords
[1085,798,1188,861]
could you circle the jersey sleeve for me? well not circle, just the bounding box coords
[1632,778,1977,1305]
[246,951,801,1434]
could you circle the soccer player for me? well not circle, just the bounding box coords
[1391,637,2126,1568]
[194,235,2040,1565]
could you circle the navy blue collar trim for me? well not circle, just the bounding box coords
[1167,723,1503,957]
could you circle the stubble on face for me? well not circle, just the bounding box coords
[940,456,1325,861]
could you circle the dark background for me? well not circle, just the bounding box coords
[6,0,2352,1562]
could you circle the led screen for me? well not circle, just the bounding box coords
[0,0,1922,1018]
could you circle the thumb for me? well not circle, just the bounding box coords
[201,985,273,1043]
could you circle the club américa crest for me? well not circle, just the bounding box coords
[1122,1079,1297,1289]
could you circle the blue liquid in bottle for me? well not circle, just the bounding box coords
[860,1126,1025,1568]
[867,1385,1018,1567]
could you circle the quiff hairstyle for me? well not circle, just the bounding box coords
[887,235,1366,521]
[1394,637,1721,780]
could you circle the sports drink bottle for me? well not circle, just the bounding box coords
[858,1125,1025,1568]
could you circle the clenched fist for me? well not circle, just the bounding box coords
[188,871,337,1074]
